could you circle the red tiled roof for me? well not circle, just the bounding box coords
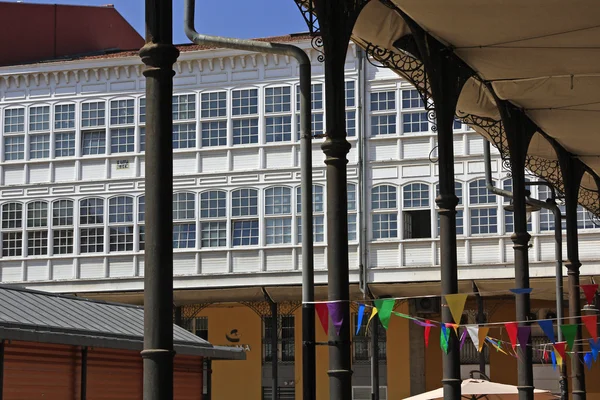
[58,33,314,63]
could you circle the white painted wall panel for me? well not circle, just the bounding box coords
[138,258,144,277]
[402,138,430,159]
[29,164,50,183]
[80,258,105,279]
[312,146,325,167]
[109,256,133,277]
[0,261,21,282]
[110,158,134,179]
[369,141,398,161]
[348,145,358,164]
[173,153,197,176]
[471,239,500,264]
[52,260,73,280]
[232,149,259,171]
[26,260,47,281]
[314,247,326,270]
[539,235,567,262]
[265,147,292,169]
[232,251,260,273]
[454,136,465,156]
[438,242,467,265]
[579,234,600,259]
[173,253,196,275]
[201,151,228,173]
[265,249,293,271]
[370,244,398,268]
[403,242,432,266]
[468,135,484,155]
[81,160,106,181]
[349,246,359,269]
[4,166,24,185]
[139,158,146,177]
[200,252,228,274]
[54,162,76,182]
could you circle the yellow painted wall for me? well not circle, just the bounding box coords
[425,327,443,391]
[387,301,412,399]
[487,301,518,385]
[198,305,262,400]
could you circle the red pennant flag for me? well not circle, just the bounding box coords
[315,303,329,334]
[543,349,549,362]
[581,284,598,305]
[554,342,567,361]
[424,320,431,348]
[582,315,598,340]
[505,322,519,349]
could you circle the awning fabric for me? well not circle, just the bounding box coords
[351,0,600,215]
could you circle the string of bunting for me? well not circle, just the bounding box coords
[312,284,600,369]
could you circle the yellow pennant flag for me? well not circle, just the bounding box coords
[478,327,490,352]
[445,294,468,324]
[366,307,378,334]
[555,350,563,369]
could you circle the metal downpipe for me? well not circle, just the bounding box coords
[184,3,315,399]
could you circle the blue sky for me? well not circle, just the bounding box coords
[12,0,308,44]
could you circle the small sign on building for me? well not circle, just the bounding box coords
[116,160,129,170]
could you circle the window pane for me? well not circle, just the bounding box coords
[82,130,106,155]
[232,189,258,217]
[4,136,24,160]
[401,89,424,109]
[370,91,395,111]
[109,196,134,223]
[80,227,104,253]
[81,102,106,128]
[402,112,428,133]
[27,201,48,228]
[173,193,195,220]
[80,198,104,225]
[173,223,196,248]
[232,89,258,115]
[30,106,50,131]
[172,94,196,120]
[201,121,227,147]
[372,185,397,209]
[265,86,291,113]
[265,187,292,215]
[200,91,226,118]
[53,200,73,226]
[2,232,22,257]
[29,134,50,159]
[200,191,226,218]
[110,99,135,125]
[372,213,398,239]
[233,220,259,246]
[266,116,292,142]
[54,104,75,130]
[2,203,22,229]
[469,179,497,204]
[470,208,498,235]
[173,123,196,149]
[4,108,25,133]
[200,222,226,247]
[371,115,396,136]
[53,229,73,254]
[403,183,430,208]
[55,132,76,157]
[266,217,292,244]
[110,128,135,153]
[233,118,259,145]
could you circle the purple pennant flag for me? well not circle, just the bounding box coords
[517,326,531,351]
[413,319,436,328]
[327,302,344,336]
[459,329,467,351]
[538,320,556,344]
[510,288,533,295]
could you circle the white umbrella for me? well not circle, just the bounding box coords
[404,379,556,400]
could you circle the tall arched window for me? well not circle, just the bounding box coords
[108,196,134,252]
[27,201,48,256]
[138,196,145,251]
[296,184,324,243]
[502,178,532,233]
[2,202,22,257]
[265,187,292,245]
[173,192,196,249]
[402,183,431,239]
[539,186,565,231]
[52,199,73,255]
[80,198,104,253]
[371,185,397,239]
[231,188,259,246]
[200,190,227,248]
[469,179,497,235]
[347,183,358,241]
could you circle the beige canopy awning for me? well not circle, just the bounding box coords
[351,0,600,215]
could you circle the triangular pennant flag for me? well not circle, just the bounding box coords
[561,324,578,350]
[327,302,344,336]
[581,284,598,305]
[589,338,600,361]
[478,327,490,352]
[510,288,533,295]
[459,329,467,351]
[556,351,563,369]
[554,342,567,361]
[445,322,459,336]
[393,311,416,321]
[315,303,329,334]
[517,326,531,351]
[467,326,479,351]
[585,352,593,370]
[538,320,556,344]
[440,325,449,354]
[551,351,557,370]
[355,304,365,336]
[366,307,378,333]
[505,322,519,349]
[374,299,395,330]
[445,294,468,324]
[424,320,431,348]
[412,319,435,327]
[582,315,598,340]
[543,348,549,363]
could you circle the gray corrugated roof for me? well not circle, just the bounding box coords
[0,285,243,360]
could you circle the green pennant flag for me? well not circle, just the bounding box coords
[561,324,578,351]
[374,299,395,329]
[440,325,450,354]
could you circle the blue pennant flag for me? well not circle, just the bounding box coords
[585,352,593,370]
[538,320,556,344]
[551,351,557,371]
[356,304,365,336]
[510,288,533,295]
[590,338,600,362]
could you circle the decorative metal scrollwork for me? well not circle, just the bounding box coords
[293,0,320,36]
[311,35,324,62]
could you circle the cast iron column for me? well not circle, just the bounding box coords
[370,320,379,400]
[497,102,536,400]
[311,1,369,398]
[397,14,474,400]
[556,152,586,400]
[139,1,179,399]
